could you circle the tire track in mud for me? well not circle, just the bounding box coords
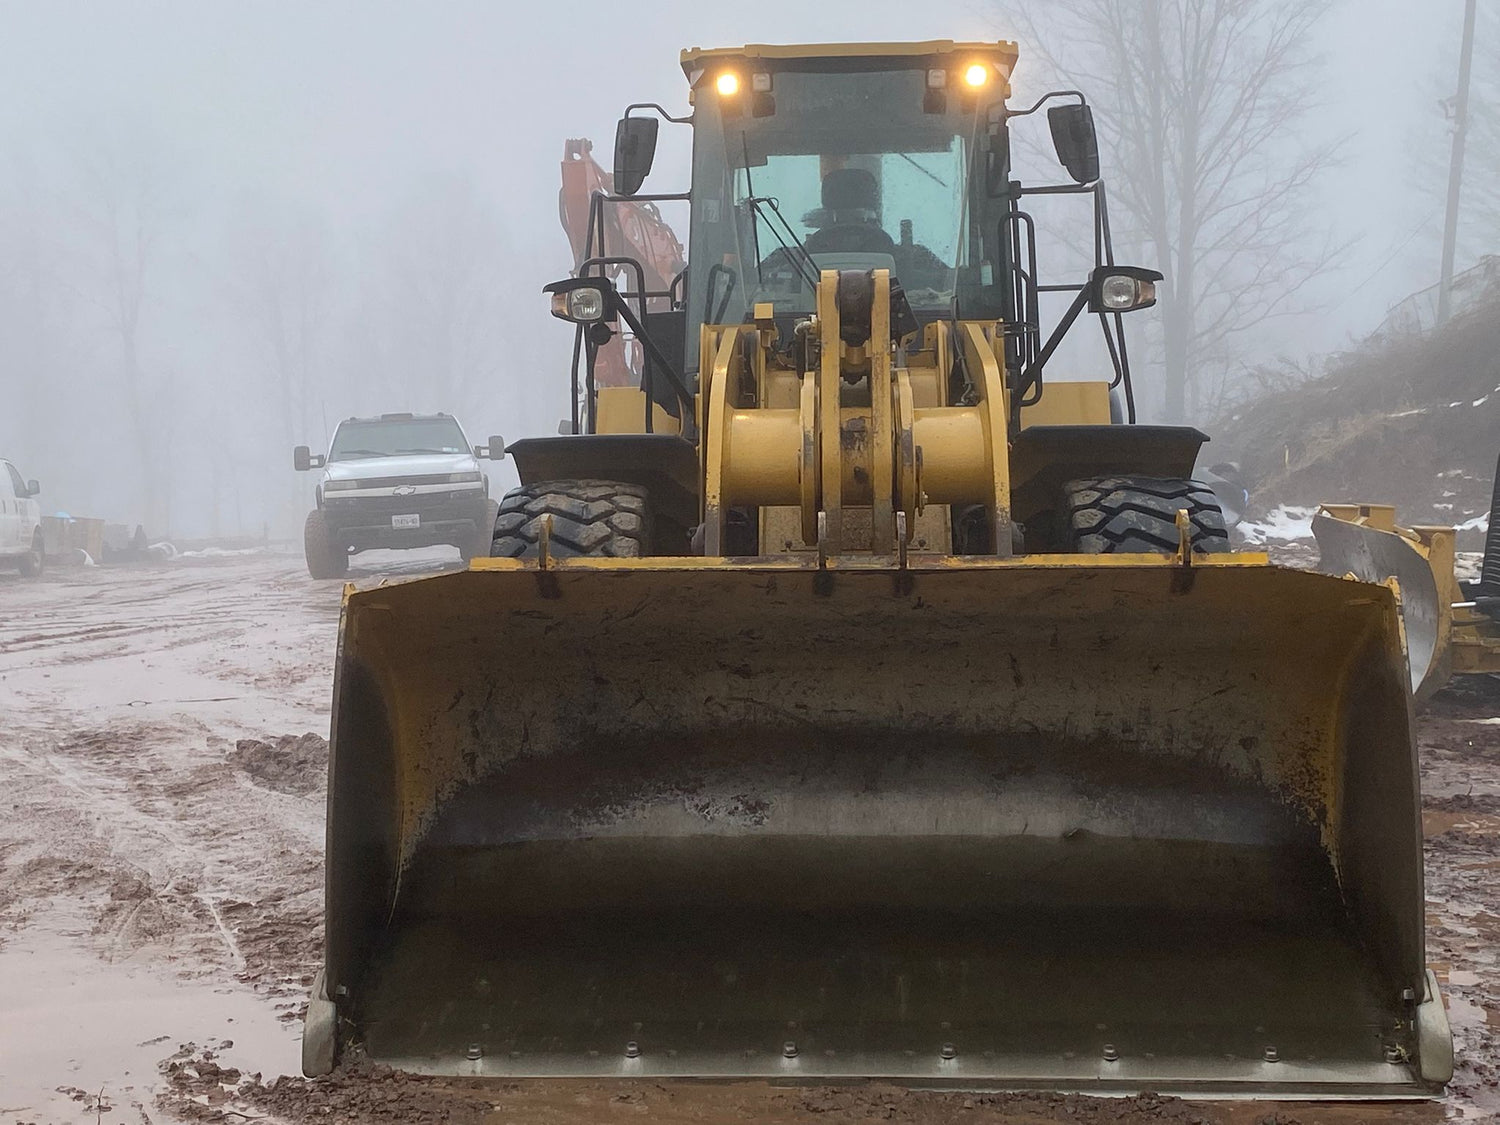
[0,721,326,998]
[0,559,336,1019]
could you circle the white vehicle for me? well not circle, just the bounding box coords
[294,413,503,580]
[0,458,43,577]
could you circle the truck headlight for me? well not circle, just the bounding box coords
[447,471,484,484]
[323,480,359,492]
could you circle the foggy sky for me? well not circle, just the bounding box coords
[0,1,1472,537]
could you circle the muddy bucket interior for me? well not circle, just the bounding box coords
[322,560,1432,1093]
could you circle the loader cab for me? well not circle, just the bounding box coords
[564,42,1149,440]
[679,47,1018,340]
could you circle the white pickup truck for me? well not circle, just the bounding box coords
[0,458,43,577]
[294,413,503,579]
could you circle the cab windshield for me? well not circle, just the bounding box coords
[330,418,468,460]
[688,66,990,338]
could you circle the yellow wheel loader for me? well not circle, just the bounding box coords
[303,41,1453,1096]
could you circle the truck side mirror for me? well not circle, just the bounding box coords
[1048,103,1100,185]
[485,436,506,461]
[294,446,324,472]
[25,479,39,497]
[613,115,659,197]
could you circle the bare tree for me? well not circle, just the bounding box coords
[352,175,520,420]
[0,149,62,469]
[60,123,180,530]
[1002,0,1343,422]
[219,195,336,526]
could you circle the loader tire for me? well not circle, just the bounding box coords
[491,480,652,558]
[1063,476,1230,555]
[304,510,348,580]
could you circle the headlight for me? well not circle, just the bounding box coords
[547,283,610,323]
[1088,266,1163,313]
[1100,275,1147,309]
[544,277,619,324]
[963,63,989,88]
[447,471,484,484]
[323,480,359,492]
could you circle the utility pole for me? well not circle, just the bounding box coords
[1438,0,1478,326]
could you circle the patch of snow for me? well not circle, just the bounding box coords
[1473,394,1490,407]
[174,546,272,559]
[1238,504,1318,545]
[1450,401,1464,408]
[1456,514,1491,533]
[1388,407,1428,418]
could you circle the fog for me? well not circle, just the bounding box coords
[0,1,1479,537]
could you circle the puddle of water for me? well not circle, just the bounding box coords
[0,922,300,1122]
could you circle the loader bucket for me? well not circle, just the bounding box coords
[318,555,1447,1095]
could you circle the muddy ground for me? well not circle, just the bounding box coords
[0,551,1496,1123]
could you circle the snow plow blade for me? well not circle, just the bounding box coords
[314,555,1449,1095]
[1312,506,1448,701]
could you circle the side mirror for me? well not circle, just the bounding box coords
[294,446,325,472]
[613,115,659,197]
[1048,103,1100,185]
[25,479,39,497]
[544,276,618,324]
[476,437,506,461]
[1087,266,1163,314]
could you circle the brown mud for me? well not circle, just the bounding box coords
[0,551,1495,1123]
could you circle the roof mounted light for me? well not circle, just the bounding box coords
[963,63,990,88]
[716,71,740,97]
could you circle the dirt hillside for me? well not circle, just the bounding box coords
[1214,295,1500,536]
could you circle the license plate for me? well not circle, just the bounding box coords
[391,514,420,529]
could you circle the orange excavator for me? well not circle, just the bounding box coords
[559,139,687,397]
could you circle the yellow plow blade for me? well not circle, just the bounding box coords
[317,557,1446,1095]
[1312,510,1448,701]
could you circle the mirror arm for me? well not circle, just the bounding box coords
[623,102,693,126]
[1003,89,1087,121]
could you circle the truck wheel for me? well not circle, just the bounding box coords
[491,480,652,558]
[460,500,501,562]
[18,530,44,577]
[1063,476,1230,554]
[304,510,348,579]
